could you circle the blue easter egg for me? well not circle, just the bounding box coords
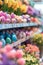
[1,35,4,39]
[1,39,6,46]
[12,34,17,42]
[6,32,11,38]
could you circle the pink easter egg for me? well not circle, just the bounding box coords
[16,50,24,58]
[5,44,12,52]
[0,41,2,48]
[17,58,25,65]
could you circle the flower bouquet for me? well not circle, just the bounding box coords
[32,33,43,57]
[19,44,40,65]
[32,34,43,46]
[0,43,39,65]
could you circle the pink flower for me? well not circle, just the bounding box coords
[4,44,12,52]
[0,17,2,21]
[25,47,29,52]
[17,58,25,65]
[6,18,11,23]
[0,11,3,16]
[0,54,2,60]
[16,50,24,58]
[1,16,6,23]
[11,18,16,23]
[6,49,16,59]
[0,41,2,48]
[7,14,11,19]
[11,13,15,18]
[0,48,7,54]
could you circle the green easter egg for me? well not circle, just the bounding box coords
[6,37,11,44]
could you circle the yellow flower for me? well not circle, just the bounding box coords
[11,0,15,4]
[4,0,9,4]
[39,40,42,44]
[8,0,12,8]
[32,58,36,62]
[20,4,27,13]
[12,1,19,11]
[0,0,3,5]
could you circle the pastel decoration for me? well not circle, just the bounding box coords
[6,37,11,44]
[12,33,17,42]
[6,32,11,38]
[1,39,6,46]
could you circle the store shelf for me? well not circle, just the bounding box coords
[0,23,40,30]
[11,29,42,47]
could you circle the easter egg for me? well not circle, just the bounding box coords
[6,37,11,44]
[2,31,6,38]
[0,35,4,39]
[6,33,11,38]
[1,39,6,46]
[11,34,17,42]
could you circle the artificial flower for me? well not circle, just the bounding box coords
[8,0,12,8]
[4,0,9,4]
[20,4,27,13]
[0,0,3,5]
[17,58,25,65]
